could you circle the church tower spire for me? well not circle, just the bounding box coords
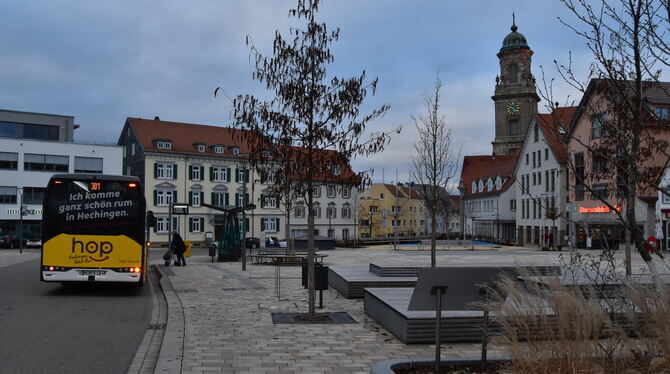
[491,16,540,156]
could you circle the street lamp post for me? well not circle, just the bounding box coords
[458,180,466,240]
[18,188,25,254]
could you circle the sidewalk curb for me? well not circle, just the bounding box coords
[127,265,168,374]
[154,265,185,374]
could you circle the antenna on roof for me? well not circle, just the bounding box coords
[154,116,160,121]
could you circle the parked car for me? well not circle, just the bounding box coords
[26,237,42,248]
[0,234,27,249]
[245,237,260,249]
[265,237,281,248]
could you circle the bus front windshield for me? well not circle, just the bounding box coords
[43,180,144,243]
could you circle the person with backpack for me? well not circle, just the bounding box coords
[171,230,187,266]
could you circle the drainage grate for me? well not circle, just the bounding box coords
[271,312,357,325]
[221,287,245,291]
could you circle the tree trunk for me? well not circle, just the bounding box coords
[431,208,437,268]
[307,182,315,318]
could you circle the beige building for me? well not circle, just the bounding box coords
[117,117,284,245]
[357,183,427,239]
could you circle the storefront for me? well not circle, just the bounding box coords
[568,202,653,249]
[0,206,43,241]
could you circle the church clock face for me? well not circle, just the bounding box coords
[507,101,520,115]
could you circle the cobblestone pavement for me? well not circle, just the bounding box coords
[0,248,39,268]
[159,246,666,374]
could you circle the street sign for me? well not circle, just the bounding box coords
[172,204,189,215]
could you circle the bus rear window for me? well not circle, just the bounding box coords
[44,180,144,237]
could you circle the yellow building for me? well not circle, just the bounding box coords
[357,183,427,238]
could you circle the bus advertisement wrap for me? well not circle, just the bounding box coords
[41,175,146,284]
[43,234,142,267]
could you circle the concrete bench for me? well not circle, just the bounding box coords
[419,240,475,250]
[248,253,327,265]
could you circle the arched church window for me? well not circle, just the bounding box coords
[509,63,518,82]
[508,120,519,136]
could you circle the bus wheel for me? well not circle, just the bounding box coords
[164,260,170,266]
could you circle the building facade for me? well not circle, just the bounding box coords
[514,107,576,248]
[118,117,357,245]
[288,184,358,241]
[0,109,122,241]
[357,183,427,239]
[460,154,518,243]
[565,80,670,249]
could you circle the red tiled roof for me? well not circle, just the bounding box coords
[128,117,254,157]
[127,117,358,184]
[460,152,519,199]
[536,106,578,162]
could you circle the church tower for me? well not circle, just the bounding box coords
[491,16,540,156]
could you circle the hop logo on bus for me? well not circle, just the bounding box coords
[71,237,113,262]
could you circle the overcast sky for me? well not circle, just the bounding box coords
[2,1,600,183]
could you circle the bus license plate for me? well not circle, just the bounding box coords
[79,270,106,276]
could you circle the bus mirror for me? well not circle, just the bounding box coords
[147,211,157,228]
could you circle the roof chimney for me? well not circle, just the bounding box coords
[154,116,160,121]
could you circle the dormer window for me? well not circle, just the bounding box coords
[156,140,172,149]
[478,180,484,192]
[232,147,240,155]
[329,163,341,175]
[472,181,477,193]
[195,143,205,152]
[495,176,503,190]
[487,178,493,191]
[214,145,224,154]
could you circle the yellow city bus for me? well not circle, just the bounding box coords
[40,174,147,285]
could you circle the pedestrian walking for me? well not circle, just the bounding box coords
[171,230,187,266]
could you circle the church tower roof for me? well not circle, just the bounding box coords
[500,14,529,53]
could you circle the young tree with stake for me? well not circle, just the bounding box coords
[231,0,400,317]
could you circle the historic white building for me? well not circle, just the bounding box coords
[460,154,518,243]
[514,108,575,248]
[118,117,357,245]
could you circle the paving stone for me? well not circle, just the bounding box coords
[161,246,664,373]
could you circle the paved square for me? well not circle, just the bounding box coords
[158,246,662,373]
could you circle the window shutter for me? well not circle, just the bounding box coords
[154,163,158,178]
[244,169,249,182]
[210,167,214,181]
[260,194,265,208]
[173,164,178,180]
[235,168,239,182]
[226,168,231,182]
[188,191,193,205]
[225,193,229,206]
[189,218,193,233]
[211,192,216,206]
[261,218,266,232]
[245,218,249,232]
[200,192,204,204]
[276,218,280,231]
[200,217,204,231]
[234,193,239,206]
[153,190,157,206]
[153,222,157,233]
[245,193,249,205]
[200,166,204,179]
[189,165,193,180]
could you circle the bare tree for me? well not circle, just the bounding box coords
[409,74,461,267]
[540,0,670,288]
[231,0,400,317]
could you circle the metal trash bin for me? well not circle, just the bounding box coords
[301,258,328,290]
